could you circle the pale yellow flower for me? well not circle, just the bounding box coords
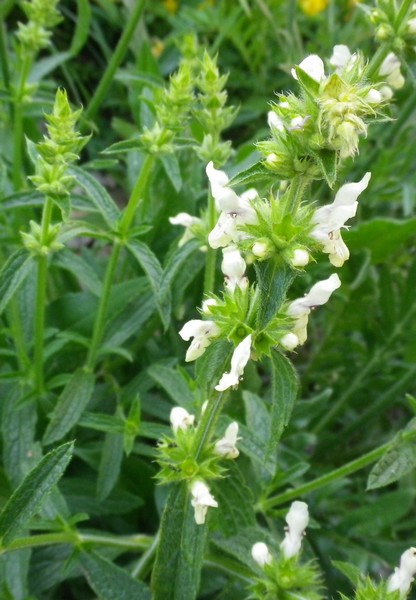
[298,0,328,17]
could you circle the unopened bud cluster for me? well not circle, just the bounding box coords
[16,0,62,54]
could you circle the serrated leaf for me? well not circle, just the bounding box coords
[160,153,182,192]
[70,166,120,228]
[228,160,275,187]
[151,483,207,600]
[102,138,143,155]
[314,149,338,188]
[0,249,34,316]
[254,259,294,329]
[127,240,171,329]
[80,550,151,600]
[268,350,299,455]
[0,441,73,545]
[43,369,95,444]
[367,440,416,490]
[195,340,232,397]
[96,430,124,502]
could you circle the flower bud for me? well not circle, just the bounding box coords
[251,542,272,567]
[252,240,272,259]
[280,333,300,351]
[290,248,310,267]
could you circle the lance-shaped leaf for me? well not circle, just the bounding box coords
[367,439,416,490]
[70,166,120,229]
[0,441,73,545]
[268,350,299,456]
[80,550,151,600]
[44,369,95,445]
[151,483,207,600]
[0,249,34,316]
[254,259,294,329]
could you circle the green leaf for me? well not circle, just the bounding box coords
[43,369,95,445]
[293,65,320,97]
[70,166,120,229]
[195,340,232,397]
[69,0,91,56]
[0,441,73,546]
[127,240,171,329]
[367,440,416,490]
[254,259,294,329]
[96,430,124,502]
[102,138,143,155]
[0,249,34,316]
[147,364,194,409]
[332,560,363,586]
[268,350,299,455]
[28,52,71,82]
[345,218,416,264]
[314,149,338,188]
[160,238,200,308]
[80,550,151,600]
[160,153,182,192]
[53,249,103,296]
[151,483,207,600]
[228,160,275,187]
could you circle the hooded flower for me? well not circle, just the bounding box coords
[387,548,416,598]
[169,212,203,247]
[190,480,218,525]
[215,334,252,391]
[179,319,221,361]
[214,422,240,459]
[221,246,248,293]
[292,54,326,83]
[206,161,258,249]
[287,274,341,345]
[280,501,310,559]
[251,542,273,567]
[170,406,195,433]
[311,172,371,267]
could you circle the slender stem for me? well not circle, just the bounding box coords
[131,530,160,579]
[365,45,391,80]
[12,52,32,190]
[83,0,147,125]
[394,0,414,29]
[33,196,54,395]
[312,303,416,434]
[120,154,155,233]
[193,391,227,461]
[0,23,10,92]
[85,154,155,370]
[261,428,416,510]
[1,531,152,555]
[84,241,122,370]
[203,192,217,296]
[285,175,309,214]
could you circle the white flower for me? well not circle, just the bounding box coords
[179,319,221,361]
[169,212,202,247]
[221,246,248,292]
[287,274,341,345]
[251,542,272,567]
[290,248,310,267]
[311,172,371,267]
[387,548,416,598]
[215,335,252,392]
[201,298,220,314]
[292,54,326,83]
[214,422,240,459]
[190,480,218,525]
[170,406,195,433]
[289,115,310,131]
[280,332,300,351]
[280,501,309,559]
[268,111,284,132]
[206,162,258,249]
[379,53,405,89]
[365,89,383,104]
[329,44,352,71]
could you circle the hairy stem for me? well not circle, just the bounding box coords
[203,192,217,297]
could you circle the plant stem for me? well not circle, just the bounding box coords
[285,175,309,214]
[312,303,416,434]
[12,53,32,191]
[131,530,160,579]
[83,0,147,126]
[1,531,152,555]
[33,196,54,395]
[203,192,217,297]
[85,154,155,370]
[261,428,416,510]
[394,0,414,29]
[193,391,227,461]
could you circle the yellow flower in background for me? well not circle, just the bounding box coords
[162,0,178,14]
[299,0,329,17]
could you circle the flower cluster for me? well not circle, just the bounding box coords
[16,0,62,54]
[157,406,241,524]
[250,501,323,599]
